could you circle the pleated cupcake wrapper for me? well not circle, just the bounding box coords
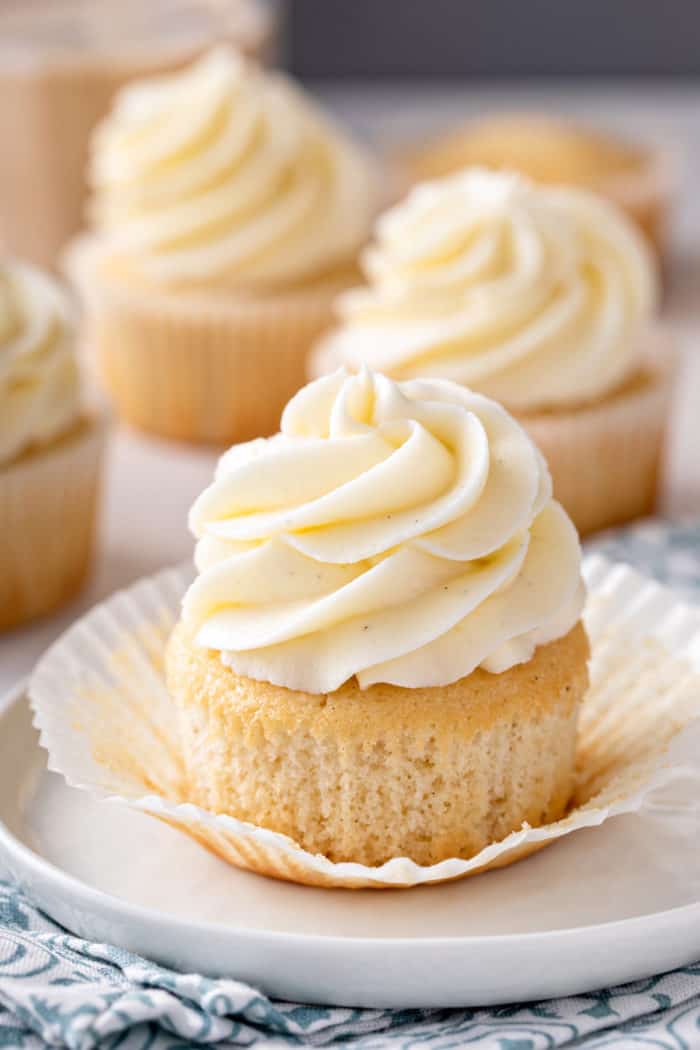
[28,554,700,889]
[0,414,107,631]
[522,349,674,537]
[66,237,356,445]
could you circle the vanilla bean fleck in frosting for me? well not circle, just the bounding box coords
[314,170,657,411]
[88,47,378,289]
[183,369,584,693]
[0,260,80,466]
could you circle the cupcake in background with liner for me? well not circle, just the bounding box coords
[312,169,673,536]
[167,367,588,869]
[66,46,381,445]
[396,115,674,267]
[0,258,106,630]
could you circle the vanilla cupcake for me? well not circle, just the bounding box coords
[313,170,672,535]
[0,259,105,630]
[166,368,588,868]
[68,47,380,444]
[398,115,673,264]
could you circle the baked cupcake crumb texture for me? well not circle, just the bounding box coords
[168,618,588,866]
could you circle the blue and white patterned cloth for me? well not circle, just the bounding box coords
[1,520,699,1050]
[588,518,700,603]
[2,880,700,1050]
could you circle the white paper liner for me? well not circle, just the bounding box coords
[29,555,700,889]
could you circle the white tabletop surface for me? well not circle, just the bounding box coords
[2,79,700,696]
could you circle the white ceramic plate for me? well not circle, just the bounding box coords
[2,682,700,1008]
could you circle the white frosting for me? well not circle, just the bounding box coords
[89,47,378,289]
[0,260,80,466]
[183,369,584,693]
[315,170,657,411]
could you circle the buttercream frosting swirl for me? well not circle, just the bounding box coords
[0,260,80,466]
[89,47,378,289]
[183,369,583,693]
[315,170,657,411]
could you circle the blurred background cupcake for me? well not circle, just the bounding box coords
[67,46,381,445]
[313,169,673,535]
[0,0,279,272]
[397,115,674,269]
[0,257,106,630]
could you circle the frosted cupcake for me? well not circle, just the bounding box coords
[313,170,672,535]
[166,368,588,868]
[68,47,380,444]
[398,115,673,265]
[0,259,105,630]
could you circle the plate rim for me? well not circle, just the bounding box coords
[3,678,700,951]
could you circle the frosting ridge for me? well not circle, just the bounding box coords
[315,169,657,410]
[89,47,378,289]
[0,260,80,466]
[184,369,584,693]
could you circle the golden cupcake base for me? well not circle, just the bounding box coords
[166,620,589,871]
[0,414,106,631]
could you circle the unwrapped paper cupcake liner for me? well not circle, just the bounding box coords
[29,554,700,889]
[66,237,358,445]
[522,343,675,537]
[0,414,106,631]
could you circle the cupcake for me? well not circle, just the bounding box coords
[313,170,673,536]
[398,114,673,264]
[0,258,105,630]
[67,47,380,445]
[166,368,588,868]
[0,0,279,270]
